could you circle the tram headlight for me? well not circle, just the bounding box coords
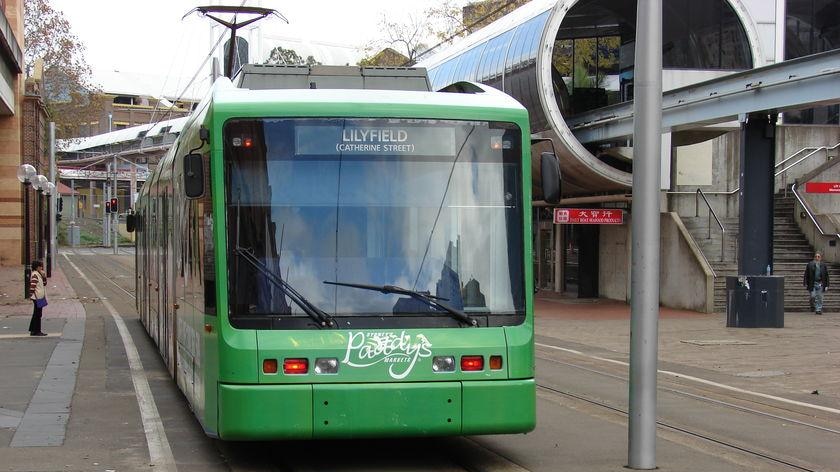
[314,358,339,374]
[432,356,455,373]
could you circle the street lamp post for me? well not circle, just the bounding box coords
[34,175,48,269]
[44,182,56,277]
[17,164,36,298]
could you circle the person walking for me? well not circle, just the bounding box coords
[28,260,48,336]
[803,252,829,315]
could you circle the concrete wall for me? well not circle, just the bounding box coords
[659,212,715,313]
[599,223,629,301]
[670,131,741,219]
[668,125,840,223]
[597,212,715,313]
[792,156,840,263]
[775,125,840,193]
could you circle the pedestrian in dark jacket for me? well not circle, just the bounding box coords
[803,252,829,315]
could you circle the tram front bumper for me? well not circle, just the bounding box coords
[217,379,535,440]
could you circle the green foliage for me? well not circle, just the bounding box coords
[358,48,410,67]
[427,0,532,43]
[554,36,620,90]
[24,0,103,139]
[264,46,322,66]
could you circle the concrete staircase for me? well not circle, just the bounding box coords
[683,192,840,313]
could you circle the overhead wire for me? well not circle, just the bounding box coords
[141,0,249,141]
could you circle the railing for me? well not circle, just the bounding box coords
[777,143,840,195]
[695,189,726,262]
[790,183,840,241]
[668,143,840,199]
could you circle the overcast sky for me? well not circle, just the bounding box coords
[48,0,461,97]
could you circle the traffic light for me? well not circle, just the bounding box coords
[110,198,118,213]
[58,198,63,212]
[105,201,111,213]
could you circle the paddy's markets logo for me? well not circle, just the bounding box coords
[342,331,432,379]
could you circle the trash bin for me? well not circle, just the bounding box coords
[725,275,784,328]
[67,224,80,247]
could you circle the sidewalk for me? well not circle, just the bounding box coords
[0,262,85,448]
[534,292,840,408]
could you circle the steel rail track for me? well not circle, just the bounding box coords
[536,353,840,436]
[537,383,821,472]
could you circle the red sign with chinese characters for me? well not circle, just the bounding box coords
[805,182,840,193]
[553,208,624,225]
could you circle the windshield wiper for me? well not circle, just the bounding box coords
[324,280,478,327]
[235,247,335,328]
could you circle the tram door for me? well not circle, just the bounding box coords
[563,225,599,298]
[166,189,177,378]
[160,192,172,373]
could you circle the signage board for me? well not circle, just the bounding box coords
[295,125,456,156]
[58,168,150,181]
[804,182,840,193]
[553,208,624,225]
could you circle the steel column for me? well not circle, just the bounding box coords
[738,114,775,275]
[23,183,30,298]
[48,123,55,277]
[628,0,662,469]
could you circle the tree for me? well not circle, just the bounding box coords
[264,46,321,66]
[358,48,410,67]
[426,0,532,44]
[361,0,531,65]
[24,0,103,139]
[358,14,428,67]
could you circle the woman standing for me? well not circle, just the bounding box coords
[28,260,48,336]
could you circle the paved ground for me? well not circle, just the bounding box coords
[534,292,840,408]
[0,250,838,471]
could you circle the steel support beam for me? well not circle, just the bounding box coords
[738,114,775,275]
[568,49,840,144]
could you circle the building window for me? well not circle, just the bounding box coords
[554,0,752,116]
[784,0,840,124]
[113,96,136,105]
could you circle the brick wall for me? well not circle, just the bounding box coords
[0,0,23,267]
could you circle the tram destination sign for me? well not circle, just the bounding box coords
[295,125,456,156]
[554,208,624,225]
[804,182,840,193]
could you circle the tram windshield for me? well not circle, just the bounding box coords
[224,118,525,324]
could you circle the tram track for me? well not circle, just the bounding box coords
[61,250,525,472]
[61,249,837,471]
[536,382,821,472]
[535,353,840,436]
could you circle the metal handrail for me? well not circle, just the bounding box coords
[790,183,840,240]
[778,143,840,194]
[667,142,840,196]
[695,189,726,261]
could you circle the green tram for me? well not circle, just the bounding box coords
[132,66,556,440]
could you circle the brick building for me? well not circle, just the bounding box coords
[21,74,50,266]
[0,0,25,267]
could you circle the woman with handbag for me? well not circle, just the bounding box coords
[28,260,48,336]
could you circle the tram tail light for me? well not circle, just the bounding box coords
[283,358,309,375]
[263,359,278,374]
[460,356,484,371]
[489,355,503,370]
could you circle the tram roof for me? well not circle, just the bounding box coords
[210,84,528,116]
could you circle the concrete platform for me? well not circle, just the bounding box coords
[534,292,840,409]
